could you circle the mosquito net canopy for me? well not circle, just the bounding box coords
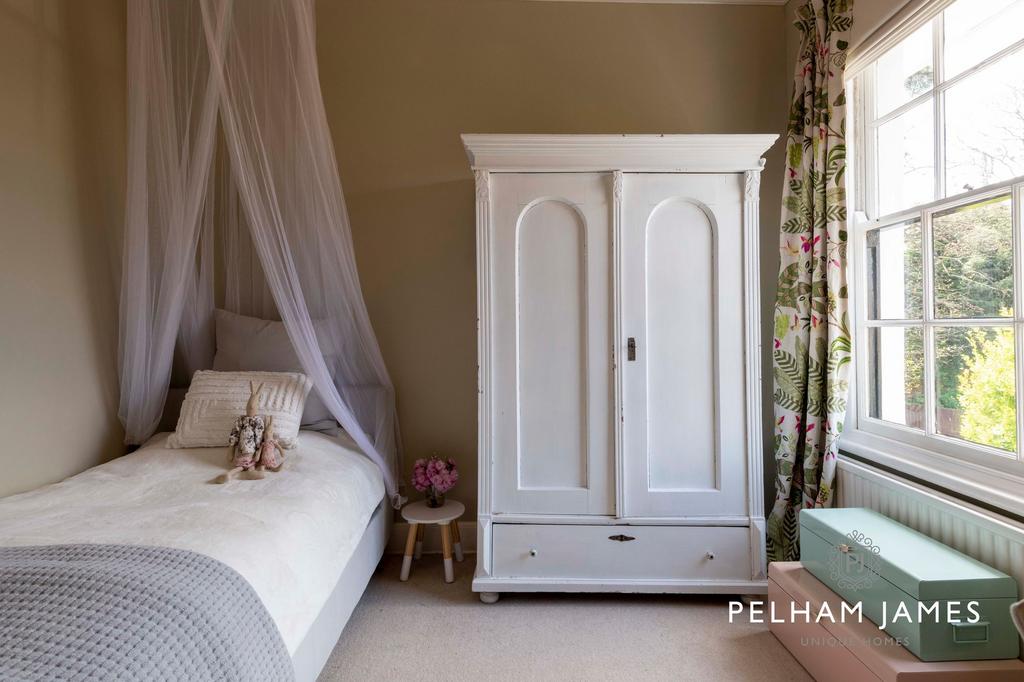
[118,0,402,503]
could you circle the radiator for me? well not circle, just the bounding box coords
[836,456,1024,591]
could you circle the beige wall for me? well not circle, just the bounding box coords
[317,0,789,517]
[0,0,790,513]
[849,0,918,51]
[0,0,126,497]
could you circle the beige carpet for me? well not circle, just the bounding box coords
[318,555,811,681]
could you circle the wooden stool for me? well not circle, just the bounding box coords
[400,499,465,583]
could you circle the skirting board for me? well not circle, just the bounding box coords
[387,521,477,555]
[473,575,769,594]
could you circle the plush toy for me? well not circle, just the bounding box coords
[254,415,285,473]
[213,381,266,484]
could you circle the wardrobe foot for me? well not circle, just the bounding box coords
[479,592,500,604]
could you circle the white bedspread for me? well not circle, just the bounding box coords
[0,431,385,654]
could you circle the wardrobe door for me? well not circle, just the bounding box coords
[621,173,748,518]
[489,173,614,515]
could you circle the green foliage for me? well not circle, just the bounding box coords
[958,327,1017,452]
[903,66,933,98]
[895,200,1014,411]
[932,198,1014,320]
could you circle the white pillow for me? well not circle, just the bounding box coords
[168,370,313,449]
[212,309,334,426]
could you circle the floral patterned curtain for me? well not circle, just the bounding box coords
[766,0,854,563]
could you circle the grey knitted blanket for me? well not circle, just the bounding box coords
[0,544,294,681]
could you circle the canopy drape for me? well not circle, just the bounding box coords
[118,0,402,503]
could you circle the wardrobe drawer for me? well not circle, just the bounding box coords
[491,523,751,581]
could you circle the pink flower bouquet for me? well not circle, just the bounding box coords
[412,456,458,507]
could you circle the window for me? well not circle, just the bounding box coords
[848,0,1024,500]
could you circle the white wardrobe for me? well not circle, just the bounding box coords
[465,135,777,601]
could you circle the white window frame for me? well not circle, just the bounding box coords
[843,0,1024,515]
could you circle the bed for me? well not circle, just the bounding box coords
[0,430,389,682]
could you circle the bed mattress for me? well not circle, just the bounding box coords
[0,431,385,654]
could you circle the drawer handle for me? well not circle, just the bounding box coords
[608,534,636,542]
[952,621,990,644]
[528,548,538,557]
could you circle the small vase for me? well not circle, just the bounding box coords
[426,490,445,508]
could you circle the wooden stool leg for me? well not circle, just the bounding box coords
[450,519,464,562]
[441,523,454,583]
[400,523,417,581]
[414,523,425,560]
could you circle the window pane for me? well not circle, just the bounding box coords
[865,221,922,319]
[877,99,935,215]
[876,24,933,116]
[935,326,1016,452]
[932,195,1014,319]
[944,0,1024,79]
[867,326,925,429]
[944,50,1024,194]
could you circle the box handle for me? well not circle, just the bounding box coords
[951,620,990,644]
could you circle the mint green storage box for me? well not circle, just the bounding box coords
[800,507,1019,662]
